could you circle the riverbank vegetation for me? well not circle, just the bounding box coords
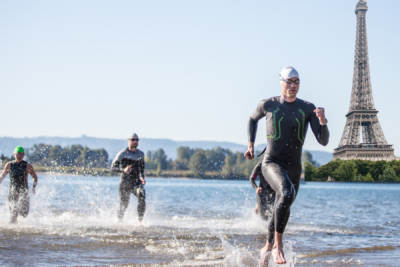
[3,143,398,181]
[305,159,400,182]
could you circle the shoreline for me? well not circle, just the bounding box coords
[35,171,400,183]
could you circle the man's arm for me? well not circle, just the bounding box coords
[140,156,146,185]
[310,106,329,146]
[249,163,261,190]
[245,100,267,160]
[110,152,124,173]
[27,163,38,195]
[0,162,11,184]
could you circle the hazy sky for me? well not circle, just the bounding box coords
[1,0,399,155]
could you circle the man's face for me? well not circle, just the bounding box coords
[14,152,25,162]
[129,138,139,148]
[281,77,300,98]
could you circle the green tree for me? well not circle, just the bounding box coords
[364,173,374,181]
[388,160,400,178]
[335,160,357,181]
[152,149,169,170]
[222,155,234,176]
[156,162,162,176]
[353,160,373,176]
[369,160,387,181]
[304,161,317,181]
[301,151,319,169]
[379,166,398,181]
[316,158,342,180]
[205,147,231,172]
[176,147,196,170]
[48,145,64,166]
[354,173,364,181]
[189,150,207,177]
[27,143,53,164]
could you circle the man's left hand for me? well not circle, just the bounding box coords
[140,178,146,185]
[313,107,326,124]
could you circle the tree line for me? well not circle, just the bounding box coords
[1,144,321,179]
[145,147,319,178]
[1,144,109,168]
[305,158,400,182]
[145,146,262,178]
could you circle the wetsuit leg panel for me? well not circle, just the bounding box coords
[262,161,298,234]
[257,193,270,221]
[8,188,19,222]
[118,182,131,220]
[133,185,146,220]
[19,189,30,217]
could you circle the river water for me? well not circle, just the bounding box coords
[0,175,399,267]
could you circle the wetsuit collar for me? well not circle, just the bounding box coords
[127,147,138,153]
[279,96,297,105]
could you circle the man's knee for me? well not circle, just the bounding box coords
[281,187,296,206]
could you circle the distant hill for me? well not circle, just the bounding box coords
[0,136,333,165]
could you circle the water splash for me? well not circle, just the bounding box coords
[216,232,297,267]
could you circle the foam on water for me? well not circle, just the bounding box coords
[215,232,297,267]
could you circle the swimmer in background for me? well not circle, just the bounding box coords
[244,67,329,264]
[111,133,146,223]
[0,146,38,224]
[249,162,275,221]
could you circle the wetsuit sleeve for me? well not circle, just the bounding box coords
[309,105,329,146]
[140,156,145,179]
[111,152,124,172]
[248,100,267,142]
[249,163,261,190]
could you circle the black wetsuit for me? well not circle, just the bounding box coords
[8,160,30,222]
[248,96,329,244]
[111,148,146,221]
[250,163,276,221]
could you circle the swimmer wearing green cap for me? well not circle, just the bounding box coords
[0,146,38,224]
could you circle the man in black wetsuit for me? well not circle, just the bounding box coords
[111,133,146,222]
[249,162,275,221]
[244,67,329,264]
[0,146,38,224]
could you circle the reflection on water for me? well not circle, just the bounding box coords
[0,176,399,266]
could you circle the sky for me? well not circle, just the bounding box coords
[0,0,399,155]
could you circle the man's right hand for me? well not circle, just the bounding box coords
[124,165,132,173]
[256,187,262,194]
[244,144,254,160]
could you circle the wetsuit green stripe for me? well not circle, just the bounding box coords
[267,107,280,139]
[274,117,284,141]
[296,118,303,143]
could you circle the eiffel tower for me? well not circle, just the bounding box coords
[333,0,396,161]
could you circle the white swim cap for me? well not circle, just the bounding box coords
[280,66,299,80]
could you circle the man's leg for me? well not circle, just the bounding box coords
[260,197,277,256]
[133,185,146,222]
[8,189,19,224]
[118,183,131,221]
[260,162,300,264]
[19,189,30,218]
[257,194,271,221]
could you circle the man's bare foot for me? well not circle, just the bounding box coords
[255,204,259,215]
[272,246,286,264]
[259,242,273,256]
